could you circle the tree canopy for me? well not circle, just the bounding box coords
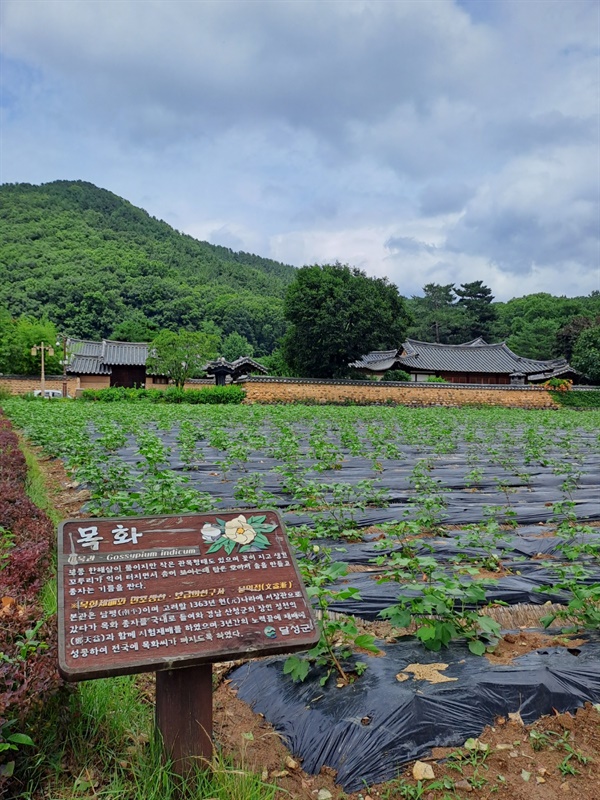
[282,263,411,378]
[572,326,600,383]
[146,330,220,388]
[0,314,61,375]
[408,283,469,344]
[0,180,294,355]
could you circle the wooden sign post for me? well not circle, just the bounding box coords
[58,510,319,772]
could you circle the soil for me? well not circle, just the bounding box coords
[37,452,600,799]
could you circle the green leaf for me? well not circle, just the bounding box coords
[354,634,380,654]
[416,624,436,642]
[7,733,34,746]
[247,515,267,525]
[468,640,486,656]
[224,538,236,555]
[216,518,227,528]
[207,539,226,554]
[379,607,411,628]
[283,655,310,682]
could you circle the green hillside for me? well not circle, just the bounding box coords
[0,180,296,354]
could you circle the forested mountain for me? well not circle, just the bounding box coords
[0,180,296,354]
[2,180,599,375]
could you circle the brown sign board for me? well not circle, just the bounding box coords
[58,510,319,681]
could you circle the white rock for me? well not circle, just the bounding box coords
[412,760,435,780]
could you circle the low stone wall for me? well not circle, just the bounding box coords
[0,375,215,396]
[0,373,583,410]
[0,374,78,396]
[240,377,561,409]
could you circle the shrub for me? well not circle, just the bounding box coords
[81,385,245,404]
[549,390,600,408]
[543,377,572,391]
[0,417,63,793]
[426,375,446,383]
[381,369,411,382]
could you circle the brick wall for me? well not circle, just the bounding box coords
[0,374,78,396]
[0,373,566,409]
[240,377,561,409]
[0,375,215,396]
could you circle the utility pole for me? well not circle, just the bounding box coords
[31,341,54,396]
[60,336,68,397]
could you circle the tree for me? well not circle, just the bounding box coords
[0,307,15,373]
[221,332,254,361]
[110,310,158,343]
[282,263,411,378]
[556,316,600,360]
[1,315,61,375]
[146,329,220,388]
[407,283,471,343]
[260,347,295,377]
[506,318,563,361]
[571,326,600,383]
[455,280,496,340]
[492,293,587,359]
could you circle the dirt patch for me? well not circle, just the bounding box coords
[486,630,586,665]
[37,452,600,800]
[213,679,600,800]
[28,444,90,518]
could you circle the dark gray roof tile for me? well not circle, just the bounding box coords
[351,339,572,376]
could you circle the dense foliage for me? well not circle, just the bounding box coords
[80,385,245,404]
[282,263,411,378]
[549,389,600,408]
[571,326,600,383]
[407,286,600,363]
[2,181,599,379]
[0,180,294,354]
[0,418,63,792]
[146,329,220,387]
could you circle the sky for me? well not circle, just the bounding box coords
[1,0,599,301]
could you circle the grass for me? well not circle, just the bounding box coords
[20,672,280,800]
[20,433,62,527]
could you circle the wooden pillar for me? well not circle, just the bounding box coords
[155,664,213,774]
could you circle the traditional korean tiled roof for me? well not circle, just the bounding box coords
[350,339,573,377]
[204,356,268,376]
[66,339,149,375]
[348,349,400,371]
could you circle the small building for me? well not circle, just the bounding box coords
[66,339,268,390]
[66,339,152,390]
[204,356,268,386]
[349,338,578,385]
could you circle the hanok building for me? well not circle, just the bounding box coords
[204,356,268,385]
[349,338,577,385]
[66,339,153,390]
[66,338,268,391]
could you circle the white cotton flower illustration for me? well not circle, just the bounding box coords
[201,523,222,542]
[224,515,256,545]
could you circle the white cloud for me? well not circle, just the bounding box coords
[1,0,598,300]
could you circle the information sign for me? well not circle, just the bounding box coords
[58,510,319,681]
